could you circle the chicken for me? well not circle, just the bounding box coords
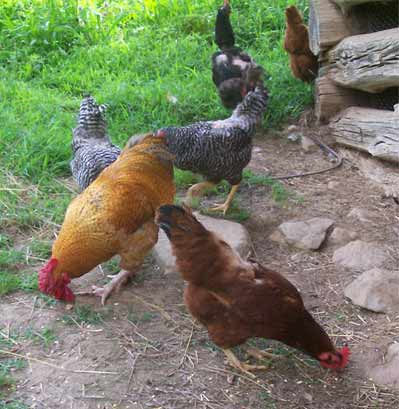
[155,205,350,377]
[39,133,175,304]
[212,0,264,109]
[71,95,121,190]
[284,6,318,83]
[156,80,268,215]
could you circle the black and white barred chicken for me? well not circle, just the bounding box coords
[156,79,268,215]
[70,96,121,190]
[212,0,264,109]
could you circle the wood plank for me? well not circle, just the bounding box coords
[309,0,351,56]
[329,107,399,163]
[328,28,399,93]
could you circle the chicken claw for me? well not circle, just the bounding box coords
[223,349,268,378]
[245,346,283,361]
[92,269,135,305]
[207,184,239,215]
[184,181,216,207]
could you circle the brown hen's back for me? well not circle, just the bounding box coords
[52,135,175,279]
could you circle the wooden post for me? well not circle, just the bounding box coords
[327,28,399,93]
[329,107,399,163]
[314,76,367,123]
[309,0,351,56]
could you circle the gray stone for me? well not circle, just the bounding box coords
[347,207,373,222]
[327,181,340,190]
[344,268,399,313]
[327,227,358,247]
[301,135,318,152]
[367,343,399,388]
[333,240,388,270]
[153,213,252,275]
[271,218,334,250]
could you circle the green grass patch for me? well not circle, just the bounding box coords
[62,305,108,326]
[0,0,311,183]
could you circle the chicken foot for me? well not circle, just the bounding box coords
[92,269,136,305]
[245,346,283,361]
[223,348,268,379]
[184,181,216,207]
[208,184,239,215]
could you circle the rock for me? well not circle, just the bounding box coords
[271,218,334,250]
[301,135,318,153]
[367,343,399,388]
[345,268,399,312]
[327,181,340,190]
[333,241,388,270]
[153,213,252,275]
[287,125,301,142]
[327,227,358,247]
[347,207,374,222]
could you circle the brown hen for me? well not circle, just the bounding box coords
[284,6,318,82]
[39,134,175,304]
[156,205,350,377]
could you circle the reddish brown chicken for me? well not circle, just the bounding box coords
[156,205,350,377]
[284,5,318,83]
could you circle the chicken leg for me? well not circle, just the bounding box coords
[245,346,283,361]
[223,348,268,378]
[92,269,136,305]
[184,181,216,207]
[208,184,239,215]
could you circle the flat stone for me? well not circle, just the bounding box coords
[333,241,388,270]
[327,227,358,247]
[153,213,252,275]
[327,181,340,190]
[344,268,399,313]
[301,135,318,153]
[271,218,334,250]
[347,207,374,223]
[367,343,399,388]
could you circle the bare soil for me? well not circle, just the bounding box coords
[1,127,399,409]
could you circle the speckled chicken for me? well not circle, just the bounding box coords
[157,81,268,215]
[71,96,121,190]
[212,0,264,109]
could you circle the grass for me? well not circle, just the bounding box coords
[61,304,108,325]
[0,0,311,300]
[0,0,311,182]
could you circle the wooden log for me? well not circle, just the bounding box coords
[314,76,367,123]
[331,0,395,15]
[329,107,399,163]
[309,0,351,56]
[328,29,399,93]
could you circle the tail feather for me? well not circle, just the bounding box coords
[74,95,108,140]
[215,3,235,50]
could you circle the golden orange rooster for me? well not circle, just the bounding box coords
[284,5,318,83]
[39,133,175,304]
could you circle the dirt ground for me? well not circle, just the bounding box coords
[1,126,399,409]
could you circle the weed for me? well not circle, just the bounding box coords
[128,311,156,325]
[62,305,107,326]
[0,400,29,409]
[0,274,20,296]
[22,327,56,349]
[102,258,120,275]
[174,169,201,189]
